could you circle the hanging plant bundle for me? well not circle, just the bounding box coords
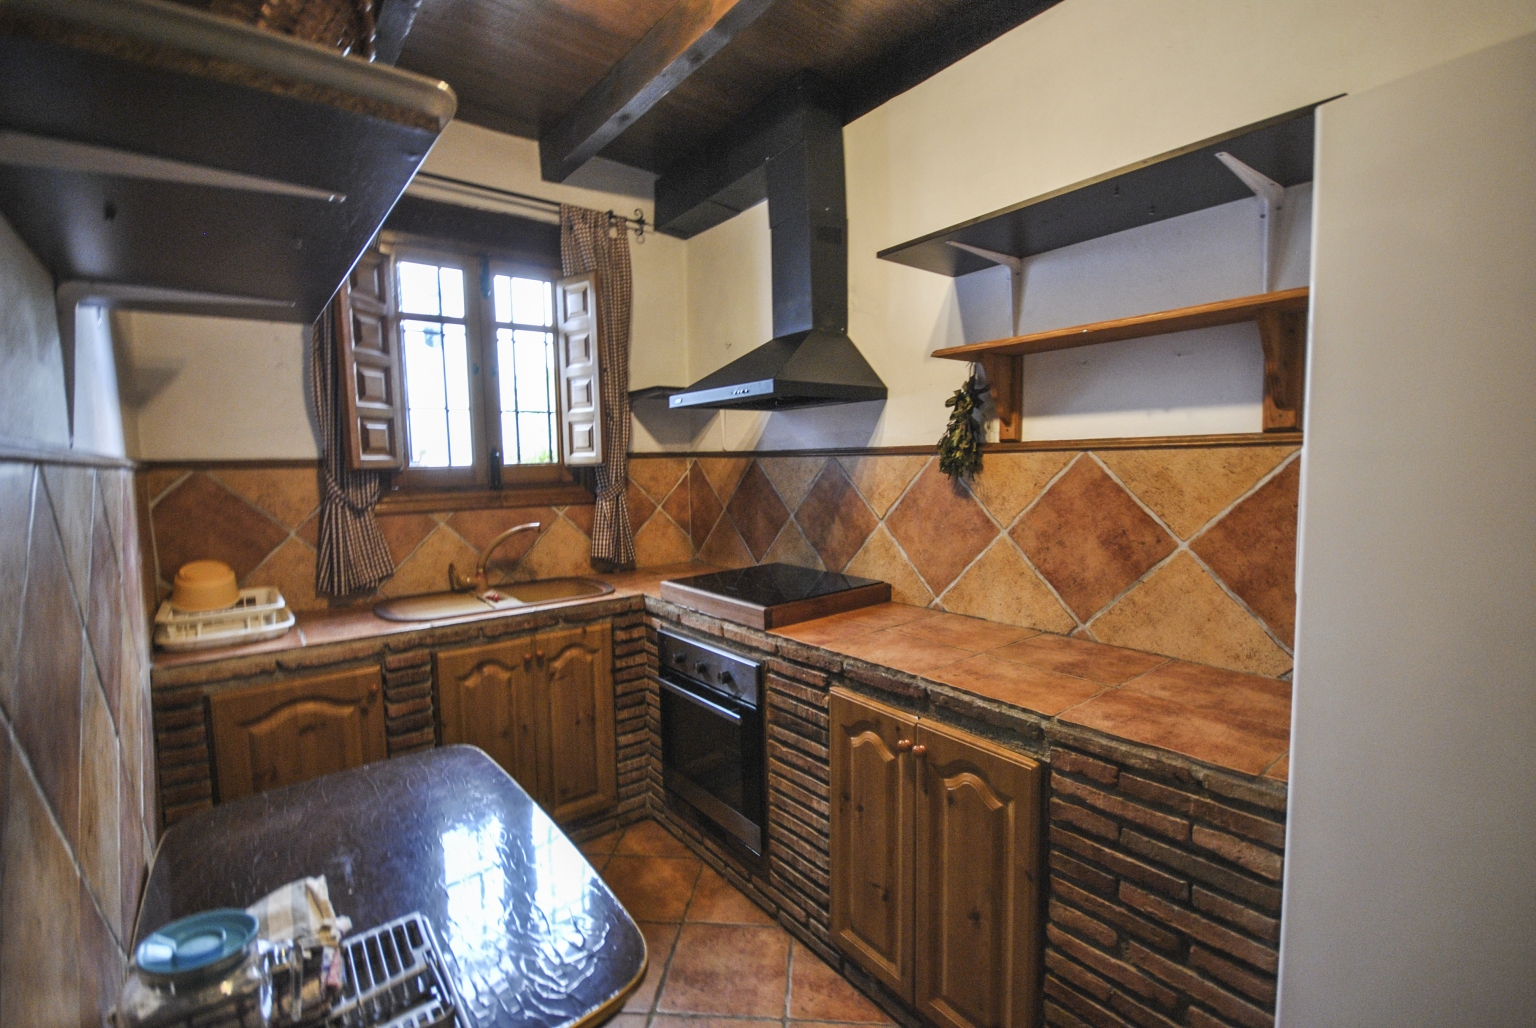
[938,373,986,481]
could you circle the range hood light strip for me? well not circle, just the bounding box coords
[0,131,346,202]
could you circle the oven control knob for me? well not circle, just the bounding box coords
[697,661,710,677]
[672,650,684,665]
[719,670,735,690]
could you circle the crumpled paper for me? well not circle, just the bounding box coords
[246,876,353,950]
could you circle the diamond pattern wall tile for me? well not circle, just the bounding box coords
[515,518,594,580]
[210,467,320,530]
[688,464,723,551]
[968,451,1074,526]
[794,462,878,573]
[1191,459,1299,643]
[626,481,657,532]
[1097,446,1296,540]
[1089,553,1292,677]
[42,465,95,604]
[151,473,288,580]
[77,667,120,938]
[837,455,929,517]
[726,463,790,562]
[884,461,998,594]
[660,478,692,535]
[844,525,932,607]
[0,464,32,717]
[699,518,753,569]
[140,468,188,507]
[561,504,594,537]
[86,493,121,724]
[15,484,82,847]
[634,513,695,568]
[761,520,825,571]
[758,457,826,511]
[629,458,690,503]
[1011,456,1175,621]
[447,508,557,580]
[697,457,752,505]
[376,527,479,598]
[940,538,1076,634]
[376,512,439,566]
[246,537,321,612]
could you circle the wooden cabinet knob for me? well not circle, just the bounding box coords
[536,650,545,661]
[897,739,914,752]
[911,744,928,758]
[524,653,533,665]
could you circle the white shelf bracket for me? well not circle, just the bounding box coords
[1215,151,1284,292]
[948,241,1025,335]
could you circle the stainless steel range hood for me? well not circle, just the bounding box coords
[0,0,456,324]
[660,88,886,411]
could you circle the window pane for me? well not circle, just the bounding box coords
[511,277,551,327]
[500,412,519,466]
[443,324,471,411]
[408,409,449,467]
[517,411,554,464]
[447,409,473,467]
[397,262,441,316]
[513,330,553,413]
[493,275,512,324]
[495,329,517,412]
[439,267,466,319]
[402,320,446,411]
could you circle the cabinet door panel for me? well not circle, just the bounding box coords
[210,667,385,802]
[830,688,916,1001]
[539,623,616,823]
[437,640,542,798]
[914,722,1042,1028]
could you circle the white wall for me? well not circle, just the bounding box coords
[118,120,690,461]
[0,214,70,450]
[651,0,1536,451]
[1279,32,1536,1026]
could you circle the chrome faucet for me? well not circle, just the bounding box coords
[449,521,542,593]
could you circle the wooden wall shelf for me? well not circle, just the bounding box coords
[942,288,1310,436]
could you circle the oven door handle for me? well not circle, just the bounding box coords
[660,677,744,725]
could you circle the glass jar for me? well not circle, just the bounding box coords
[114,909,291,1028]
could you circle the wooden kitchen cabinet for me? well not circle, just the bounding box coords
[209,667,386,803]
[437,621,616,823]
[830,690,916,999]
[830,688,1042,1028]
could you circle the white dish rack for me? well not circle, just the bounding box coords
[155,587,295,651]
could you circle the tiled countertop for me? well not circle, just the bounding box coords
[769,602,1290,781]
[152,563,1289,784]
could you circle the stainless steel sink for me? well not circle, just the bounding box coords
[373,577,615,622]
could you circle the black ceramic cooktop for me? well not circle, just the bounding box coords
[665,563,883,607]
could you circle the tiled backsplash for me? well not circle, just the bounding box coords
[0,459,155,1026]
[142,439,1297,678]
[627,442,1298,678]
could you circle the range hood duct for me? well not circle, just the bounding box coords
[660,88,886,411]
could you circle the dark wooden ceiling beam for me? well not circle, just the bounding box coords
[539,0,777,182]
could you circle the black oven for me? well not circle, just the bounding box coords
[657,630,765,856]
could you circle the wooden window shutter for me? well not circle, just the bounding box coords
[556,272,604,467]
[336,249,406,470]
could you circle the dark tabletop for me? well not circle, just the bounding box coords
[137,746,646,1028]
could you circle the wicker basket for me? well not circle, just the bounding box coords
[197,0,376,59]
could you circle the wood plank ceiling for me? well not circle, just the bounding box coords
[394,0,1062,178]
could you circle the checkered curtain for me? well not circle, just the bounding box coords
[561,204,636,570]
[310,302,395,596]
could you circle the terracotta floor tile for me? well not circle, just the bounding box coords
[830,629,972,677]
[834,602,937,630]
[652,1018,780,1028]
[1059,689,1290,776]
[772,615,880,649]
[894,611,1037,651]
[604,1014,648,1028]
[602,855,701,922]
[1264,752,1290,782]
[1122,661,1292,732]
[686,867,775,925]
[928,654,1105,716]
[989,633,1168,685]
[658,924,791,1016]
[789,942,893,1023]
[580,829,623,858]
[623,921,681,1013]
[616,819,697,859]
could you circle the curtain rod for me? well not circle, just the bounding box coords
[412,171,647,242]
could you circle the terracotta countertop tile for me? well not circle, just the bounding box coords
[1057,688,1290,777]
[928,653,1105,716]
[989,633,1169,685]
[827,629,973,678]
[892,611,1037,651]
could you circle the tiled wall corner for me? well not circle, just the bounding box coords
[0,460,155,1027]
[628,443,1299,679]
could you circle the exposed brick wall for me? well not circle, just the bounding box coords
[382,649,435,754]
[1041,734,1286,1028]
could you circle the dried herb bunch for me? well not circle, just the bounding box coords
[938,372,986,481]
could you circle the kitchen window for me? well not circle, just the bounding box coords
[380,239,589,508]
